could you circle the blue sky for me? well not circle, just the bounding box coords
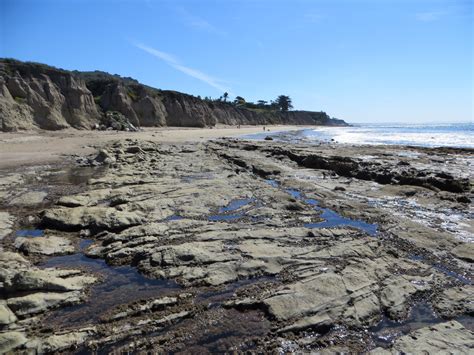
[1,0,472,123]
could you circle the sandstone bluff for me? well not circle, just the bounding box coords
[0,59,347,131]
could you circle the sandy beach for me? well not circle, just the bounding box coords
[0,125,307,169]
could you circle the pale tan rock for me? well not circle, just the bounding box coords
[0,331,28,353]
[7,291,83,316]
[26,328,95,353]
[0,301,17,325]
[9,191,47,206]
[264,272,348,321]
[391,321,473,354]
[15,235,75,255]
[434,285,474,317]
[451,243,474,262]
[42,206,144,231]
[7,268,96,292]
[380,275,432,319]
[0,212,14,240]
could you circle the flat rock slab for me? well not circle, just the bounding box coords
[1,138,472,354]
[15,235,75,255]
[9,191,48,206]
[0,212,14,240]
[372,321,474,354]
[42,207,144,231]
[451,243,474,262]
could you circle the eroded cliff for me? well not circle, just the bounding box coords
[0,59,348,131]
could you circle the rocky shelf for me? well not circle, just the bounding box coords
[0,137,472,353]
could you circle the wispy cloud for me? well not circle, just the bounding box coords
[304,12,324,23]
[178,7,227,36]
[416,11,446,22]
[132,42,231,94]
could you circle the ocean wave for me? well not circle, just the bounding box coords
[308,124,474,148]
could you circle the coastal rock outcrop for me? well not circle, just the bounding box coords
[0,252,94,311]
[214,140,472,193]
[1,137,472,353]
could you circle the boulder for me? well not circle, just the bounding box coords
[93,149,116,165]
[100,111,139,132]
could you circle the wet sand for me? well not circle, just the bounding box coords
[0,125,305,169]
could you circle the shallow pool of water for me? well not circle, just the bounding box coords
[370,301,474,348]
[432,264,472,285]
[264,179,378,235]
[165,215,185,221]
[370,302,439,348]
[16,229,44,237]
[304,206,378,236]
[409,255,472,285]
[264,179,279,188]
[208,214,245,222]
[45,166,106,186]
[218,198,255,213]
[40,251,180,327]
[285,189,302,199]
[279,183,378,236]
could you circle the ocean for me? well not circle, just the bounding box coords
[243,123,474,148]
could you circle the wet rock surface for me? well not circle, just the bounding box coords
[0,137,472,353]
[371,320,474,354]
[14,235,75,256]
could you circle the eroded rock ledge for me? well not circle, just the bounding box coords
[0,137,472,353]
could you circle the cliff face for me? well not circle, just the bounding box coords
[0,59,348,131]
[0,60,101,131]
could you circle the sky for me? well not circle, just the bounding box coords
[1,0,472,124]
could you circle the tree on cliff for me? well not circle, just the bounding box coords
[234,96,246,106]
[223,92,229,102]
[275,95,293,112]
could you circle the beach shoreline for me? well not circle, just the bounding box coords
[0,125,310,169]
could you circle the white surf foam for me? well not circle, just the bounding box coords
[309,124,474,148]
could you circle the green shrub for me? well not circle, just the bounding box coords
[127,90,138,102]
[13,96,26,104]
